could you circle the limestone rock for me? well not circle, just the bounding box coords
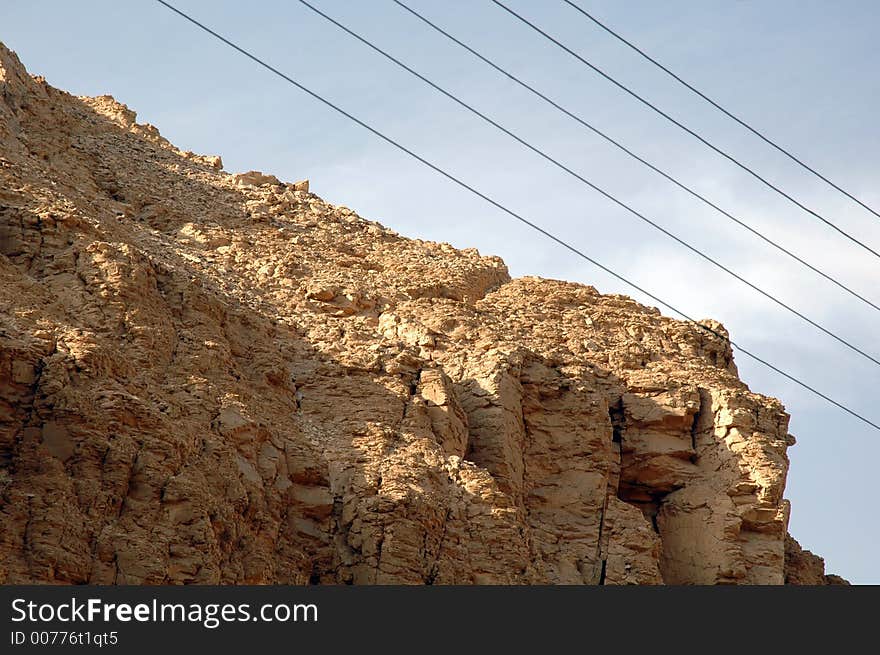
[233,170,282,187]
[0,41,844,584]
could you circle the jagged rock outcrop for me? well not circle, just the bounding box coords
[0,42,843,584]
[784,535,848,585]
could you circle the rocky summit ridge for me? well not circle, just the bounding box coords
[0,43,843,584]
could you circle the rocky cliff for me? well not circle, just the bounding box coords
[0,43,843,584]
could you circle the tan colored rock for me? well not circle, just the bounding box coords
[0,41,843,584]
[233,170,282,187]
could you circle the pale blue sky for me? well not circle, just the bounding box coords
[4,0,878,582]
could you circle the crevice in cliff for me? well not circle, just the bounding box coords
[689,387,705,462]
[408,368,421,398]
[609,398,624,444]
[594,399,623,585]
[610,395,681,538]
[424,507,451,585]
[399,367,423,425]
[329,493,356,582]
[609,398,658,531]
[595,502,609,584]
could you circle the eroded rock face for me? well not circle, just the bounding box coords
[0,43,841,584]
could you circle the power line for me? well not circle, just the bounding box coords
[562,0,880,223]
[490,0,880,263]
[390,0,880,315]
[152,0,880,432]
[295,0,880,370]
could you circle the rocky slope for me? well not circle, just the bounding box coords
[0,43,843,584]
